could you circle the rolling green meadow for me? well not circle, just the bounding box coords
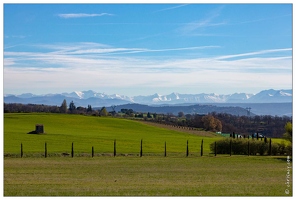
[4,113,221,155]
[3,113,292,196]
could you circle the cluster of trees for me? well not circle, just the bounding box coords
[209,112,291,138]
[110,108,291,137]
[119,109,134,116]
[58,100,110,116]
[59,100,94,114]
[132,111,291,138]
[155,114,223,132]
[210,120,293,156]
[4,103,61,113]
[4,100,107,116]
[120,110,223,132]
[210,137,292,156]
[201,115,222,132]
[119,109,156,119]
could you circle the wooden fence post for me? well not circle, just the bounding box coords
[164,141,167,157]
[71,142,74,158]
[230,139,232,156]
[248,140,250,156]
[21,143,23,158]
[92,146,94,158]
[45,142,47,158]
[201,139,204,157]
[186,140,189,157]
[269,138,272,156]
[214,141,217,156]
[140,139,143,157]
[114,140,116,157]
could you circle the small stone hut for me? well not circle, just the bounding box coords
[35,124,44,134]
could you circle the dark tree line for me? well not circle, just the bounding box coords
[149,113,222,132]
[117,108,291,137]
[4,103,61,113]
[148,112,291,138]
[209,112,291,138]
[4,100,96,115]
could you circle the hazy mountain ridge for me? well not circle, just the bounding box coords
[4,89,292,116]
[106,103,257,117]
[4,89,292,106]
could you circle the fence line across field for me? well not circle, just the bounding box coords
[17,138,279,158]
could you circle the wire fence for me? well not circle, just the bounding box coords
[4,137,290,158]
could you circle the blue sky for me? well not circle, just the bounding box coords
[3,3,292,96]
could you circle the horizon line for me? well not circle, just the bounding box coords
[4,88,292,97]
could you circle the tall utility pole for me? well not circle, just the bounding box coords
[246,107,251,116]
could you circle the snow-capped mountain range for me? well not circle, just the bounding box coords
[4,89,292,107]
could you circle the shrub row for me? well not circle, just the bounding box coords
[210,138,292,156]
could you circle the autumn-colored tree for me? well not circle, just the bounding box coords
[215,119,222,132]
[202,115,222,132]
[202,115,215,130]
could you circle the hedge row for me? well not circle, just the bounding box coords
[210,138,292,156]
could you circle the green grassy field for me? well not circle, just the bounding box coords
[4,113,222,156]
[3,113,292,196]
[4,156,291,196]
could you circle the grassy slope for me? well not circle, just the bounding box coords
[4,113,222,155]
[4,156,290,196]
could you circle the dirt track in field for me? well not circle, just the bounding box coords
[139,121,219,137]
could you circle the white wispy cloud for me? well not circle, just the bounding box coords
[153,4,188,13]
[179,21,226,34]
[3,58,15,66]
[178,6,226,35]
[215,48,292,60]
[32,42,145,55]
[4,58,291,95]
[57,13,113,19]
[100,46,220,56]
[4,42,292,95]
[4,43,291,72]
[13,42,219,56]
[230,14,292,25]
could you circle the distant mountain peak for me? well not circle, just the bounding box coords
[4,89,292,107]
[74,91,84,99]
